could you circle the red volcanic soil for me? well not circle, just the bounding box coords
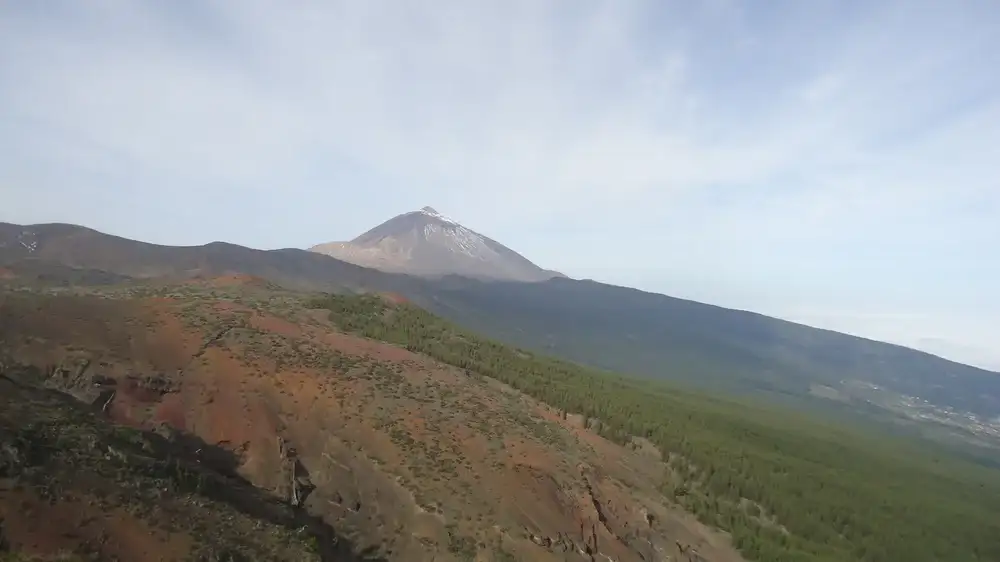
[379,291,410,305]
[0,285,746,562]
[0,267,15,279]
[0,489,191,562]
[0,360,320,561]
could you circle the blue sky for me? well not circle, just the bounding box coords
[1,1,998,370]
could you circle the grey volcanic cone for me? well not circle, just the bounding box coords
[309,207,563,282]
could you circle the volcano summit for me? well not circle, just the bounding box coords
[309,207,562,282]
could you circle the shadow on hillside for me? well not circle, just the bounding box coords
[0,366,388,562]
[161,434,387,562]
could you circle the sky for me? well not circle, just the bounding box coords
[1,0,998,370]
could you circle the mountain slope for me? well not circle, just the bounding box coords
[0,221,411,293]
[309,207,562,282]
[3,220,998,435]
[3,234,1000,560]
[0,280,746,562]
[404,277,1000,414]
[310,291,1000,562]
[5,280,1000,562]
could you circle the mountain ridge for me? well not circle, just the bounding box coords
[3,219,998,433]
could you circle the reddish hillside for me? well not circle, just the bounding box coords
[378,291,410,305]
[0,282,744,562]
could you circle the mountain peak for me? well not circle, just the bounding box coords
[309,209,563,282]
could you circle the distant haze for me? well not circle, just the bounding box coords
[1,1,997,369]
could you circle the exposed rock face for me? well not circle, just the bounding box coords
[309,207,564,282]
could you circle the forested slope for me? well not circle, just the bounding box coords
[408,277,1000,419]
[310,294,1000,562]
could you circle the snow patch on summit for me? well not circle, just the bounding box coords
[417,206,461,226]
[309,206,561,281]
[422,222,499,261]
